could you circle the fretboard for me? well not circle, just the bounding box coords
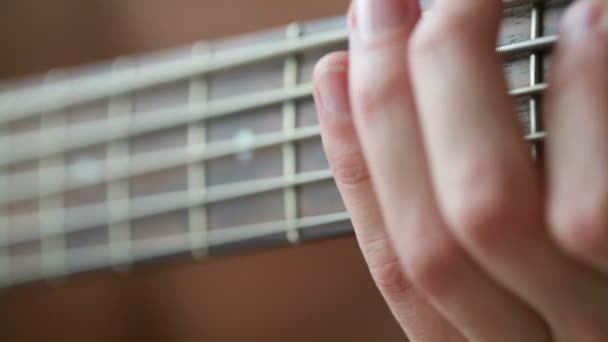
[0,0,570,289]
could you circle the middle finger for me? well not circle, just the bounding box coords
[349,0,548,340]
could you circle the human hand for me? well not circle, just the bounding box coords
[313,0,608,340]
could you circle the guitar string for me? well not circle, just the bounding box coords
[8,211,352,287]
[0,0,568,124]
[1,83,314,169]
[0,35,557,172]
[0,125,8,286]
[0,28,348,123]
[5,168,335,247]
[2,83,547,207]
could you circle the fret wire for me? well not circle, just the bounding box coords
[187,43,210,258]
[0,210,8,288]
[107,59,133,271]
[2,77,549,173]
[283,23,302,244]
[0,131,8,286]
[5,211,352,288]
[38,73,69,281]
[0,27,559,126]
[0,127,7,198]
[0,125,10,286]
[4,81,549,209]
[529,4,544,159]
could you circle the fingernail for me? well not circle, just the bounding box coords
[564,0,608,41]
[356,0,410,41]
[317,66,351,121]
[596,0,608,30]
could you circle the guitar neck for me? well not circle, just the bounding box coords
[0,0,569,289]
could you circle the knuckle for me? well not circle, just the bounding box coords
[443,158,516,247]
[351,66,406,122]
[409,2,501,66]
[409,13,472,62]
[329,151,370,187]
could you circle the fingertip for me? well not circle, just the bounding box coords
[313,52,351,127]
[561,0,608,41]
[348,2,357,29]
[349,0,421,46]
[313,52,349,85]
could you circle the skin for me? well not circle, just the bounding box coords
[312,0,608,341]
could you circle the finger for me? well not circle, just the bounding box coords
[313,51,465,342]
[546,0,608,273]
[349,0,549,340]
[409,0,608,339]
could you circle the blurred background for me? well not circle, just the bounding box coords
[0,1,407,341]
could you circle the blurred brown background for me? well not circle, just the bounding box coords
[0,1,406,341]
[0,0,351,78]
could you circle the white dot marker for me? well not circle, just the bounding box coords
[235,128,255,163]
[69,155,102,184]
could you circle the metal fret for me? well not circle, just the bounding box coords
[283,24,302,244]
[187,43,210,258]
[0,124,8,286]
[0,211,8,287]
[529,4,544,159]
[107,59,133,271]
[38,72,69,281]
